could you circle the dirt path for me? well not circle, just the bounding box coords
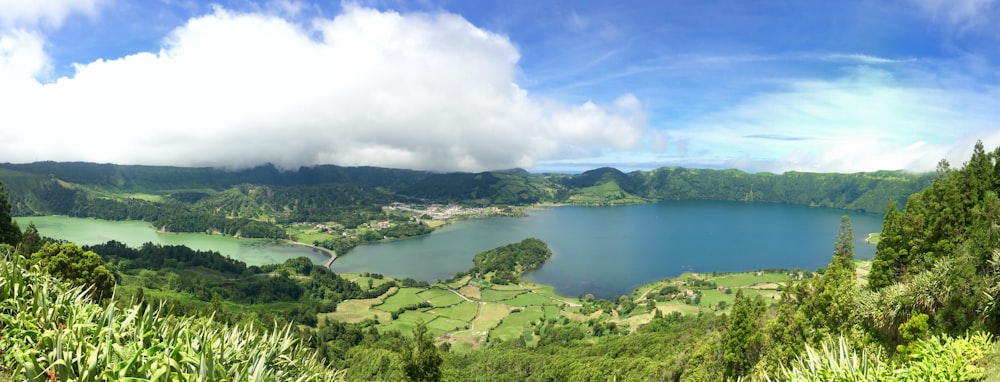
[637,287,656,302]
[545,295,582,307]
[448,288,474,303]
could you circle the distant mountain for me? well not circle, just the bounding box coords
[0,162,934,220]
[559,167,646,205]
[563,167,636,192]
[0,162,431,192]
[400,169,566,205]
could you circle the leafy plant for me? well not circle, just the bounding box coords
[0,248,343,381]
[766,333,992,382]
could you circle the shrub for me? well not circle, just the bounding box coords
[0,249,344,381]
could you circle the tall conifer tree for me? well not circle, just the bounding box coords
[0,182,22,246]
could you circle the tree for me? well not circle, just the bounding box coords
[30,242,116,300]
[760,284,808,375]
[723,289,767,379]
[801,215,857,343]
[403,320,442,382]
[0,181,21,246]
[870,202,906,290]
[15,222,43,257]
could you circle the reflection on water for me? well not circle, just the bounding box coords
[334,201,883,299]
[14,216,328,266]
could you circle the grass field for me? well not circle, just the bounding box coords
[321,298,391,323]
[323,263,825,350]
[698,289,730,308]
[124,193,164,202]
[375,287,425,312]
[543,305,562,320]
[480,288,525,302]
[459,285,481,299]
[491,306,545,342]
[865,232,881,245]
[342,273,394,289]
[321,286,397,323]
[712,272,791,288]
[471,303,510,331]
[286,225,339,245]
[431,301,480,322]
[505,292,560,307]
[418,288,466,307]
[427,316,469,332]
[490,283,528,291]
[448,275,472,289]
[654,301,706,315]
[382,310,441,337]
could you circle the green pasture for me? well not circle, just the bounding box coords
[543,305,562,320]
[712,272,791,288]
[505,292,559,307]
[431,301,479,322]
[490,283,527,291]
[417,288,465,307]
[286,226,338,245]
[480,288,525,302]
[382,310,440,337]
[448,275,472,289]
[471,303,510,331]
[491,306,545,342]
[427,316,469,333]
[374,287,425,312]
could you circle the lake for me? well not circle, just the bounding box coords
[333,201,884,299]
[12,216,329,266]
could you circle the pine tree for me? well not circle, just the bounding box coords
[870,203,905,289]
[403,320,442,382]
[761,284,808,375]
[0,181,21,246]
[802,216,857,343]
[15,222,42,257]
[723,289,766,379]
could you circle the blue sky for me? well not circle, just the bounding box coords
[1,0,999,173]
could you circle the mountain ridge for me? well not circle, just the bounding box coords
[0,161,933,220]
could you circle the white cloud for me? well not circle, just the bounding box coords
[0,29,48,80]
[911,0,998,34]
[0,6,646,172]
[0,0,106,29]
[666,66,1000,173]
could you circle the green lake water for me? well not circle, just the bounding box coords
[13,216,329,266]
[333,201,884,299]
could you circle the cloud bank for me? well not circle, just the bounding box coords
[0,5,646,172]
[668,66,1000,173]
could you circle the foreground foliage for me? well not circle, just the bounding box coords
[769,333,993,381]
[0,247,343,381]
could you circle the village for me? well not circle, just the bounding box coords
[384,203,506,221]
[291,203,513,239]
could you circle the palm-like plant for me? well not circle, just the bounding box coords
[1,247,344,381]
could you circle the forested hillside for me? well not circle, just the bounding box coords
[1,161,931,226]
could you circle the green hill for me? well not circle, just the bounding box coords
[0,161,933,243]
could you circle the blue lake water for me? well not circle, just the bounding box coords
[332,201,883,299]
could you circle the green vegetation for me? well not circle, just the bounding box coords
[460,238,552,284]
[29,242,116,301]
[1,161,929,223]
[0,182,20,246]
[3,141,1000,380]
[0,247,343,381]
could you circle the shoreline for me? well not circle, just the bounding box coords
[287,241,338,268]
